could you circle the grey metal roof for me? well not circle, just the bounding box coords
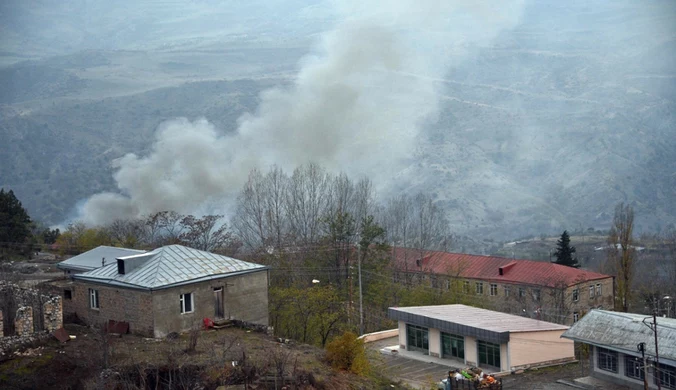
[389,304,568,344]
[57,246,146,272]
[72,244,267,290]
[561,310,676,366]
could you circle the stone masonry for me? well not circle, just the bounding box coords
[0,311,3,338]
[43,296,63,332]
[14,306,33,336]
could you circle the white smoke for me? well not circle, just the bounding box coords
[80,0,525,225]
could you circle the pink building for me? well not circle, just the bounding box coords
[389,304,575,373]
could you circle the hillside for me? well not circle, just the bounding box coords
[0,0,675,239]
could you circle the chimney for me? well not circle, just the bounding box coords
[499,261,517,276]
[116,252,152,275]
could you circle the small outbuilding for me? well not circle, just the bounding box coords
[388,304,575,372]
[561,310,676,389]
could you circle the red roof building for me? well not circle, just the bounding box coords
[390,247,615,325]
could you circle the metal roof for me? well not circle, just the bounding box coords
[73,245,267,290]
[391,247,611,288]
[57,246,146,272]
[389,304,569,344]
[561,310,676,366]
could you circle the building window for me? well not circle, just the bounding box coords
[180,293,194,314]
[463,281,470,294]
[406,324,429,353]
[490,284,498,296]
[89,288,99,309]
[442,333,465,359]
[572,288,579,302]
[64,289,72,300]
[573,312,579,323]
[597,347,618,373]
[596,283,602,297]
[476,282,484,295]
[519,288,526,298]
[446,280,451,290]
[533,289,541,302]
[504,286,510,297]
[655,362,676,389]
[589,286,595,299]
[478,340,501,369]
[624,355,644,381]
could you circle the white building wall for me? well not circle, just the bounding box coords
[591,346,672,390]
[429,328,441,357]
[398,321,406,349]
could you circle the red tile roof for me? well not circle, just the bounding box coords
[391,247,611,288]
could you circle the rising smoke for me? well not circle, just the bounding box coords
[80,0,525,225]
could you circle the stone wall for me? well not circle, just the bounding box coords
[0,311,3,338]
[43,296,63,332]
[14,306,33,336]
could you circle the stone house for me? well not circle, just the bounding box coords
[391,248,614,325]
[60,245,269,337]
[562,310,676,389]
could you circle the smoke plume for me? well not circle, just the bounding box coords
[80,0,525,225]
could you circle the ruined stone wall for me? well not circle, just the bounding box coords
[14,306,33,336]
[0,282,63,337]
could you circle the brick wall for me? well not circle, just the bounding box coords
[71,282,154,337]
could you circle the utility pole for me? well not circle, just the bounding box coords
[638,342,648,390]
[358,252,364,336]
[654,311,661,390]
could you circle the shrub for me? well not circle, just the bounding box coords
[325,331,369,376]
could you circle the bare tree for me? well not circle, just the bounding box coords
[607,203,635,312]
[285,163,331,246]
[180,215,235,252]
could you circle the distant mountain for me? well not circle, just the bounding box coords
[1,0,674,240]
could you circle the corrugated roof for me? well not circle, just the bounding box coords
[390,304,569,333]
[57,246,146,272]
[392,247,611,288]
[561,310,676,365]
[73,245,266,290]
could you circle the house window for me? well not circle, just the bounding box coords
[573,312,579,323]
[478,340,501,369]
[589,286,595,299]
[89,288,99,309]
[490,284,498,296]
[180,293,194,314]
[463,281,470,294]
[597,347,618,373]
[533,289,541,302]
[446,280,451,290]
[476,282,484,295]
[519,288,526,298]
[442,332,465,359]
[655,362,676,389]
[504,286,510,297]
[624,355,644,381]
[64,289,72,300]
[596,283,602,297]
[572,288,579,302]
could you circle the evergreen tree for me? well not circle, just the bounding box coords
[0,189,33,244]
[553,230,580,268]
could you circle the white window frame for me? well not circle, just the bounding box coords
[463,281,470,294]
[89,288,100,309]
[572,288,579,302]
[180,292,194,314]
[589,286,595,299]
[596,283,602,297]
[533,289,541,302]
[490,284,498,296]
[475,282,483,295]
[504,286,510,297]
[573,312,579,323]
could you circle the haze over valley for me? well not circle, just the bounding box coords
[1,0,675,241]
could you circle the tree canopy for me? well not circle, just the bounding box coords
[553,230,579,268]
[0,188,32,244]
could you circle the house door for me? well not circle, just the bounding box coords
[213,287,224,318]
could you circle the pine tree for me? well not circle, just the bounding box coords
[553,230,580,268]
[0,188,33,244]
